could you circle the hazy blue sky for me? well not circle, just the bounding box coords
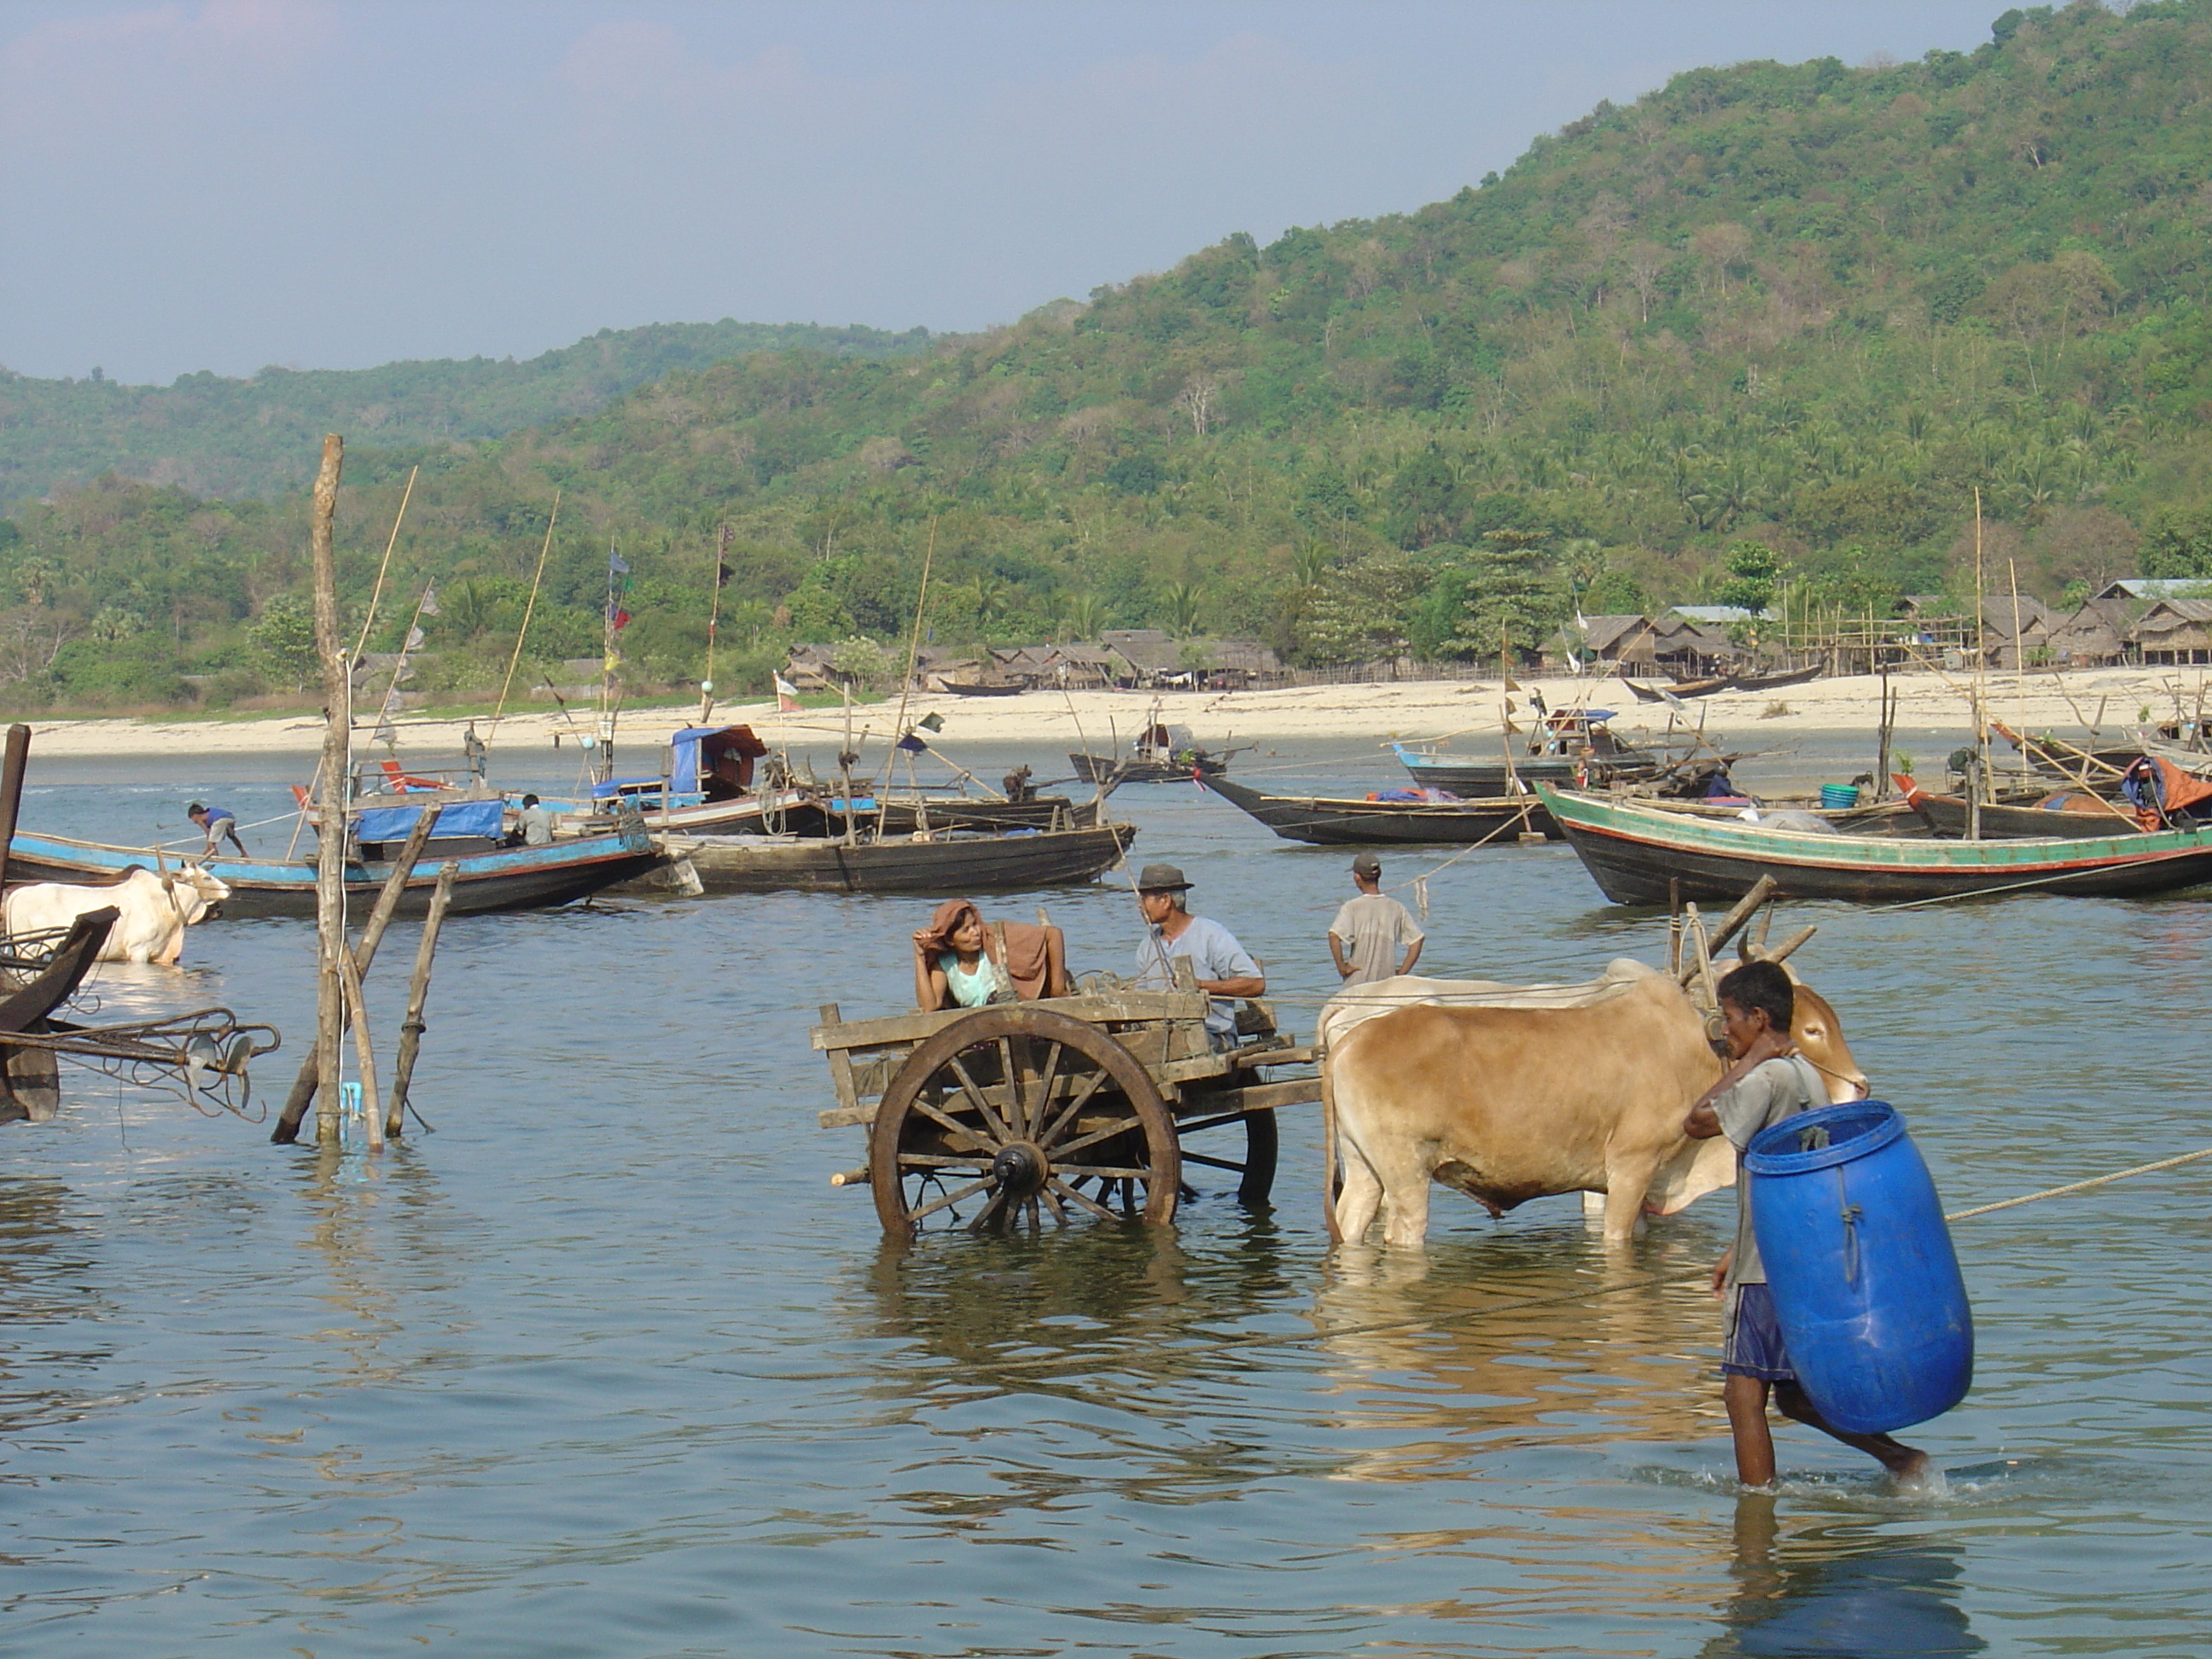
[1,0,2020,385]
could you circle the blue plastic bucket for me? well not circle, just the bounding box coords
[1819,783,1860,810]
[1744,1100,1972,1434]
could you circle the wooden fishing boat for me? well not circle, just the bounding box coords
[1726,662,1823,693]
[4,823,663,917]
[1071,710,1234,783]
[659,822,1138,894]
[940,678,1028,697]
[1893,775,2140,840]
[1070,749,1230,784]
[1627,676,1730,702]
[1394,709,1660,796]
[1537,783,2212,905]
[1202,775,1557,845]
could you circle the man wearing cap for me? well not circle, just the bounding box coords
[1132,863,1265,1049]
[1328,853,1424,987]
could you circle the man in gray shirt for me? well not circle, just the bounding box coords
[1684,959,1927,1489]
[517,794,557,847]
[1328,852,1424,987]
[1131,863,1265,1047]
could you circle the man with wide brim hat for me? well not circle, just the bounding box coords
[1132,862,1264,1047]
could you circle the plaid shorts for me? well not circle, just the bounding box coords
[1721,1283,1796,1382]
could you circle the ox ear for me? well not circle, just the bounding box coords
[159,871,177,892]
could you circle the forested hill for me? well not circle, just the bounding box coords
[0,319,930,504]
[8,0,2212,711]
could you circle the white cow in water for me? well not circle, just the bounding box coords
[3,864,232,964]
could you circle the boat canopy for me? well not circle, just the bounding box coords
[352,799,505,841]
[668,724,768,790]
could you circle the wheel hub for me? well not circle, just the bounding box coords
[991,1140,1048,1198]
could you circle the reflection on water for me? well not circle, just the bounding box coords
[1702,1498,1982,1656]
[1312,1227,1721,1481]
[0,746,2206,1653]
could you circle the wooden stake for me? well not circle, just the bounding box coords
[271,802,439,1143]
[385,860,457,1138]
[309,435,349,1144]
[339,950,382,1151]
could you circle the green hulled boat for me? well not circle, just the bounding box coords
[1537,784,2212,905]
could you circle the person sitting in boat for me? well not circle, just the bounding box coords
[911,899,1070,1011]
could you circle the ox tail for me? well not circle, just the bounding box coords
[1319,1034,1342,1244]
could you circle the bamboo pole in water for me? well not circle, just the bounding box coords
[385,860,457,1139]
[339,951,382,1152]
[309,435,350,1144]
[271,806,439,1143]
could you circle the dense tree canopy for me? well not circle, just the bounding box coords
[7,1,2212,709]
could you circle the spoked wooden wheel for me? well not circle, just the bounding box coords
[869,1007,1180,1237]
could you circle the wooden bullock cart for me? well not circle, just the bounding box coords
[812,960,1319,1236]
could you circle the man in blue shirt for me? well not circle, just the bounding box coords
[187,801,247,858]
[1131,863,1265,1047]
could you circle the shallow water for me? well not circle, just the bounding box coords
[3,731,2208,1655]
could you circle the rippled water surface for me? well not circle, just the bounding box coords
[3,733,2208,1655]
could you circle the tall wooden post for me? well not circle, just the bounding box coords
[0,722,31,895]
[310,435,349,1144]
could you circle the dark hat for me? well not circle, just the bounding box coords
[1351,852,1381,876]
[1135,862,1193,892]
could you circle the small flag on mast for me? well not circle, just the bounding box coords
[774,673,801,713]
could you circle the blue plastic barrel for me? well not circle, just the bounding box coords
[1744,1101,1972,1434]
[1819,783,1861,810]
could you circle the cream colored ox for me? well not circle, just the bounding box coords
[3,864,231,965]
[1320,959,1864,1249]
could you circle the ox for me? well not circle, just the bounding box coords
[3,865,231,965]
[1322,958,1863,1249]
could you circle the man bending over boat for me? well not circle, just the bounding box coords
[188,801,247,858]
[912,899,1070,1010]
[1684,960,1928,1490]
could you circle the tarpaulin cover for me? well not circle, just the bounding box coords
[352,799,505,842]
[2121,754,2212,828]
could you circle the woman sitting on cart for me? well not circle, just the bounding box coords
[911,899,1070,1010]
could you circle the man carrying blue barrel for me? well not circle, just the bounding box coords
[1685,959,1930,1489]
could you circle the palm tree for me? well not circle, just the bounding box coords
[1161,582,1204,637]
[1064,592,1108,639]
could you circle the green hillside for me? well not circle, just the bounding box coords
[0,319,929,505]
[7,0,2212,710]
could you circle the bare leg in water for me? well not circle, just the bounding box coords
[1726,1373,1929,1488]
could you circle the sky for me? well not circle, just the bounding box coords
[0,0,2023,386]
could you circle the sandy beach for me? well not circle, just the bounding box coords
[20,666,2204,771]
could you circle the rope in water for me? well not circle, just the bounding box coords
[960,1138,2212,1377]
[1941,1143,2212,1222]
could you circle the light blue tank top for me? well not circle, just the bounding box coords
[940,953,1002,1008]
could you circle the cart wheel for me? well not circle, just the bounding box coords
[869,1006,1181,1237]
